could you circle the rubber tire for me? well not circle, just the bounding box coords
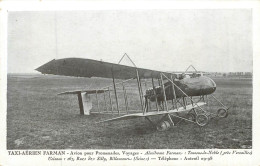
[217,108,228,118]
[196,114,209,127]
[186,113,196,122]
[157,121,171,131]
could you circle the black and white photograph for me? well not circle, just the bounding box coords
[6,9,253,149]
[1,1,259,165]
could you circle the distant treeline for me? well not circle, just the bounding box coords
[207,72,252,78]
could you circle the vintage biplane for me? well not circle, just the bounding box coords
[36,54,228,131]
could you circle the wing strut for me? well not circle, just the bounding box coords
[170,75,178,110]
[111,68,120,114]
[108,87,114,113]
[151,77,159,112]
[136,69,144,113]
[95,91,100,113]
[103,91,108,112]
[122,82,129,114]
[160,73,168,111]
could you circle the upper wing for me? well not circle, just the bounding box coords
[36,58,176,79]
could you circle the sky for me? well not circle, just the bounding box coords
[8,10,252,73]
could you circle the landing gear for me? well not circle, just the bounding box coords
[217,108,228,118]
[186,112,196,122]
[156,121,171,131]
[196,114,209,126]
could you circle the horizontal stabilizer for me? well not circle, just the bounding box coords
[97,102,206,123]
[58,89,109,95]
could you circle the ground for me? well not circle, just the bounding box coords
[7,74,252,149]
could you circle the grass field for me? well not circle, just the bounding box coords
[7,74,252,149]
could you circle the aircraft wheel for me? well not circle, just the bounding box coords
[186,113,196,122]
[217,108,228,118]
[156,121,171,131]
[196,114,209,127]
